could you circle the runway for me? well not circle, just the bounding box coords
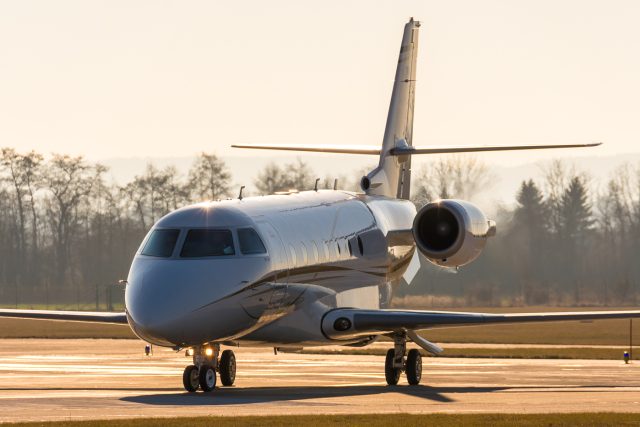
[0,339,639,423]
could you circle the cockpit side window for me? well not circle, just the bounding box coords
[141,229,180,257]
[237,228,267,255]
[180,229,235,258]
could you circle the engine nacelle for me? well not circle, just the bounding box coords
[412,199,496,268]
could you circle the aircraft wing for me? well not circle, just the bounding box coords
[322,308,640,339]
[0,308,128,324]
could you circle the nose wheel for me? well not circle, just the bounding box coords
[384,333,423,386]
[182,345,237,392]
[182,365,200,392]
[198,365,217,391]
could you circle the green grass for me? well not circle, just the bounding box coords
[6,413,640,427]
[0,303,125,311]
[300,346,638,360]
[422,319,640,346]
[0,318,135,339]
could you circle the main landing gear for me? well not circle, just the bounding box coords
[182,344,237,392]
[385,332,422,386]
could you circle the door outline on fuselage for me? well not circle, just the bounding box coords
[256,220,289,283]
[256,220,296,312]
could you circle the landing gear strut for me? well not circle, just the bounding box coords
[182,344,237,392]
[384,332,422,386]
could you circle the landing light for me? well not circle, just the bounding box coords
[186,348,194,357]
[205,347,214,357]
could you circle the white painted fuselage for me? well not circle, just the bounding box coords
[125,190,416,349]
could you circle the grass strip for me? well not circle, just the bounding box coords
[299,347,638,360]
[5,413,640,427]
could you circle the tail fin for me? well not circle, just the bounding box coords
[362,18,420,199]
[231,18,601,194]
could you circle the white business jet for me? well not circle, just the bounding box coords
[2,18,638,393]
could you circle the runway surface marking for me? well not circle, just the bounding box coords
[0,339,639,422]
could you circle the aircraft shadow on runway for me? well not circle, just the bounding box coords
[119,384,633,406]
[120,385,512,405]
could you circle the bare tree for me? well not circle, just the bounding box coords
[254,158,314,195]
[412,156,492,207]
[122,164,188,231]
[187,152,231,201]
[0,149,44,292]
[43,154,105,287]
[1,149,28,281]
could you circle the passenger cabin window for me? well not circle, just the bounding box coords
[311,241,320,263]
[180,229,235,258]
[289,245,297,267]
[300,242,308,265]
[141,229,180,257]
[237,228,267,255]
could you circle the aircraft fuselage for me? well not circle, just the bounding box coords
[125,190,416,348]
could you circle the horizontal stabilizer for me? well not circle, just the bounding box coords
[231,143,380,155]
[232,142,601,156]
[391,142,602,155]
[0,308,128,324]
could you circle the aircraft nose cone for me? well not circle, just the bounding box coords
[125,255,269,346]
[125,264,181,346]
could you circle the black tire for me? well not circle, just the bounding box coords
[198,364,216,392]
[182,365,199,392]
[385,348,401,386]
[406,349,422,385]
[219,350,236,386]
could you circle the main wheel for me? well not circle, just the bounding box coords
[406,349,422,385]
[385,348,401,386]
[219,350,236,386]
[198,364,217,392]
[182,365,199,392]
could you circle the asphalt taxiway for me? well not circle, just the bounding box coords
[0,338,639,422]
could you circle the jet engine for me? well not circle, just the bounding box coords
[412,199,496,268]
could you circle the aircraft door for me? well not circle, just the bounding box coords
[256,221,289,277]
[256,221,295,311]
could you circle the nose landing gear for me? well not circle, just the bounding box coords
[384,332,423,386]
[182,344,237,392]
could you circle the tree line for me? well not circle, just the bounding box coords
[408,158,640,307]
[0,149,234,308]
[0,147,638,308]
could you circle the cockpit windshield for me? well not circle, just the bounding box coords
[237,228,267,255]
[180,229,235,258]
[141,229,180,257]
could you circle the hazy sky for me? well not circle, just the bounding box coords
[1,0,639,166]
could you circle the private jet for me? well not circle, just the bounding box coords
[2,18,638,393]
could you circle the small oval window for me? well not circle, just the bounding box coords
[289,245,297,267]
[300,242,308,265]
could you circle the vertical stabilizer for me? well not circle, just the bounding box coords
[362,18,419,199]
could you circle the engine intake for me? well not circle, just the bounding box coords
[413,199,496,268]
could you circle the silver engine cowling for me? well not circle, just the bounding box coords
[412,199,496,268]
